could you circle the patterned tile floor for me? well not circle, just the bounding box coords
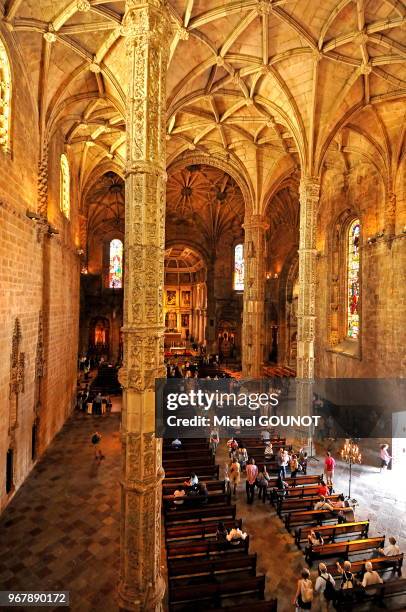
[0,412,121,612]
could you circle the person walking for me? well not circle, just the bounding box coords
[314,563,336,611]
[245,458,258,504]
[379,443,392,471]
[293,567,314,611]
[324,451,336,486]
[229,457,241,495]
[91,431,104,461]
[209,428,219,455]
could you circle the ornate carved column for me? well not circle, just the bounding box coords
[205,259,216,353]
[296,177,320,413]
[241,215,269,377]
[118,2,171,610]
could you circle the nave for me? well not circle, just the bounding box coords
[3,408,404,611]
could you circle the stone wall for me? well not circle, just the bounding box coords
[0,31,79,511]
[315,166,406,378]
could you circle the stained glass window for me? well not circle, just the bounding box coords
[109,239,123,288]
[0,39,12,152]
[234,244,244,291]
[347,219,360,338]
[60,154,70,219]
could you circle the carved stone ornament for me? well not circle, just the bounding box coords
[35,311,45,379]
[10,318,25,399]
[77,0,91,11]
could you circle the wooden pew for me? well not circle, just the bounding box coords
[163,450,214,461]
[333,577,406,611]
[165,518,243,542]
[163,479,225,496]
[294,521,369,548]
[277,494,341,516]
[326,553,404,579]
[168,552,257,579]
[163,491,231,509]
[163,457,215,469]
[284,507,355,532]
[165,503,236,524]
[306,536,385,565]
[267,474,322,492]
[164,465,220,479]
[167,536,250,559]
[270,484,328,504]
[169,575,266,611]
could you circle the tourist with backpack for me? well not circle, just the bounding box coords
[293,567,313,610]
[315,563,336,610]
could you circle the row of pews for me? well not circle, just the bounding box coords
[238,437,305,476]
[162,438,277,611]
[258,442,406,611]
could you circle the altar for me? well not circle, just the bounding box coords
[164,332,182,348]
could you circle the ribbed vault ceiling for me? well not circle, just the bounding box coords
[2,0,405,215]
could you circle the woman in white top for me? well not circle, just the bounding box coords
[361,562,383,587]
[379,444,392,470]
[314,563,336,611]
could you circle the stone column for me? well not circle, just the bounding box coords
[205,259,216,353]
[118,2,171,610]
[241,215,269,378]
[296,178,320,414]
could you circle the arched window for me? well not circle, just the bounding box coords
[60,153,70,219]
[0,38,12,152]
[347,219,360,338]
[109,239,123,288]
[233,243,244,291]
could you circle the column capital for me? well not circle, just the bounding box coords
[243,213,269,231]
[299,177,321,201]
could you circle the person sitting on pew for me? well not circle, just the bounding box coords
[307,529,324,548]
[226,521,247,545]
[361,561,383,587]
[314,563,336,611]
[377,536,400,557]
[314,495,335,511]
[184,472,199,489]
[317,480,330,497]
[216,521,229,544]
[173,485,186,506]
[276,475,289,496]
[171,438,182,449]
[198,482,209,505]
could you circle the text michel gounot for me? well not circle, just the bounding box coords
[166,414,322,428]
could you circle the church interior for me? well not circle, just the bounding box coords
[0,0,405,610]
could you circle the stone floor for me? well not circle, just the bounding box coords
[1,416,405,612]
[0,412,121,612]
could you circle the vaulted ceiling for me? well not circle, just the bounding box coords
[2,0,405,214]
